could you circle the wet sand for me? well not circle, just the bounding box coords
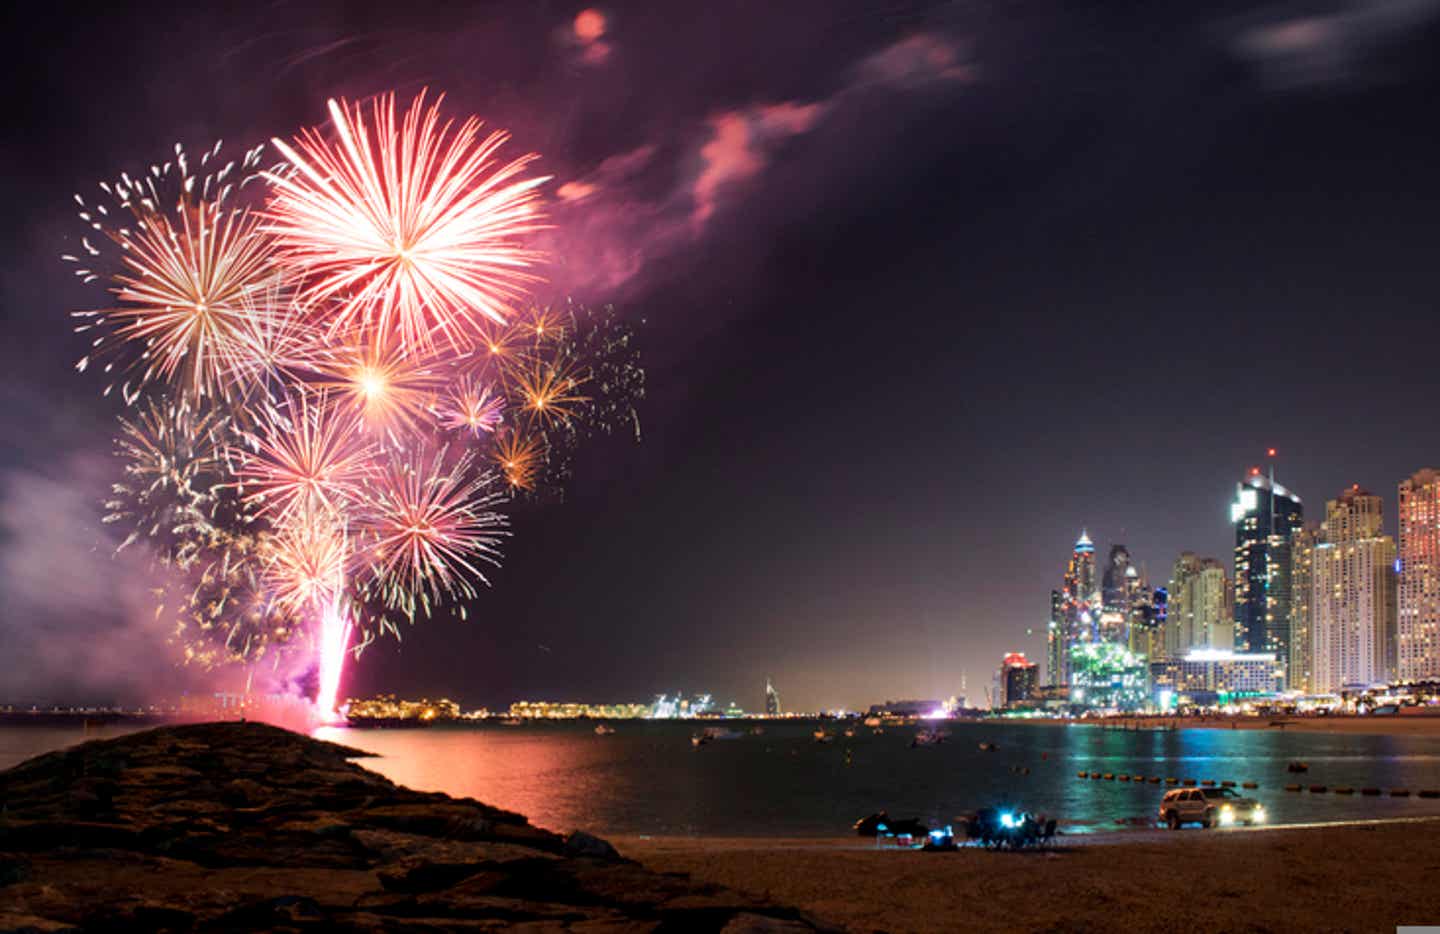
[618,818,1440,932]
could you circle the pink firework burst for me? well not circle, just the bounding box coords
[441,378,505,436]
[265,90,550,351]
[231,393,374,523]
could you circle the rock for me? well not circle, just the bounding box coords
[0,854,31,886]
[565,830,623,861]
[0,722,825,931]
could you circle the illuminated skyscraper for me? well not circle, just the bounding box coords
[1398,469,1440,682]
[764,678,781,716]
[999,652,1038,707]
[1311,487,1396,692]
[1288,525,1322,693]
[1102,544,1134,612]
[1048,531,1098,685]
[1232,466,1304,671]
[1167,553,1232,657]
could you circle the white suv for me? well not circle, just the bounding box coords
[1158,787,1266,829]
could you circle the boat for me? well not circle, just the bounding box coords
[703,727,745,741]
[593,724,616,735]
[691,734,710,748]
[978,741,998,752]
[863,716,882,728]
[814,729,834,744]
[1287,760,1309,773]
[750,726,765,736]
[911,730,940,747]
[842,727,856,738]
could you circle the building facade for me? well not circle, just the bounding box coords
[1398,469,1440,681]
[1310,487,1397,692]
[1167,553,1232,658]
[1000,652,1039,707]
[1288,525,1322,693]
[1047,531,1099,685]
[1231,469,1304,669]
[1149,649,1282,705]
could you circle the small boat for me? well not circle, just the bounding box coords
[1287,760,1309,773]
[594,724,616,736]
[691,733,711,748]
[978,741,998,752]
[814,729,834,744]
[863,716,883,728]
[842,727,856,738]
[750,726,765,736]
[912,729,942,747]
[703,727,745,741]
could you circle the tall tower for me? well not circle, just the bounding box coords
[1311,487,1397,692]
[1398,469,1440,681]
[1288,525,1322,693]
[764,678,781,716]
[1046,589,1065,686]
[1102,544,1134,612]
[1052,531,1098,684]
[1232,462,1304,669]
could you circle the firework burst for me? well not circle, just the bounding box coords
[231,394,374,523]
[309,335,446,440]
[266,91,549,351]
[441,377,505,436]
[362,448,507,618]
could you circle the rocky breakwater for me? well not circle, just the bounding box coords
[0,722,828,932]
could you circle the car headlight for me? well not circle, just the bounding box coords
[1219,806,1235,825]
[1253,806,1266,823]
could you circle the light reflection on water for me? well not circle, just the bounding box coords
[4,721,1439,837]
[310,721,1440,836]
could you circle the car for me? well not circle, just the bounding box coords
[1158,787,1266,829]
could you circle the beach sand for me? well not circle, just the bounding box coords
[618,819,1440,932]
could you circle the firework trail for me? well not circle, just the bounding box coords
[67,91,644,720]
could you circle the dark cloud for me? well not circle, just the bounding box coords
[1231,0,1440,88]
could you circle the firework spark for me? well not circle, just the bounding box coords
[263,514,349,614]
[492,429,543,491]
[514,357,590,428]
[266,91,550,351]
[309,336,445,439]
[441,378,505,436]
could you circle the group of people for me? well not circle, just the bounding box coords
[962,806,1057,848]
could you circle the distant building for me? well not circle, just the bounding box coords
[1149,649,1283,706]
[999,652,1039,707]
[764,678,781,716]
[1101,544,1134,614]
[1047,530,1098,685]
[1068,642,1148,710]
[1288,525,1322,693]
[1231,467,1304,666]
[868,699,946,717]
[1167,553,1232,657]
[1398,469,1440,681]
[1311,487,1397,691]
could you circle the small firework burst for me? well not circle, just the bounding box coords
[441,378,505,436]
[263,514,350,614]
[514,357,590,428]
[492,429,543,491]
[309,335,446,440]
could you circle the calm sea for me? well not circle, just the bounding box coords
[6,720,1440,836]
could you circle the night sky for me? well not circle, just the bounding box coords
[3,1,1440,712]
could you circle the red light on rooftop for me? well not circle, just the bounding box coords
[1251,467,1261,476]
[1267,448,1277,457]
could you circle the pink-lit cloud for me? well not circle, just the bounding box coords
[546,33,972,296]
[569,7,613,66]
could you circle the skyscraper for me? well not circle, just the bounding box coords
[1231,467,1304,671]
[999,652,1038,707]
[1102,544,1134,613]
[1167,553,1232,657]
[764,678,781,716]
[1311,487,1397,692]
[1398,469,1440,682]
[1288,524,1322,694]
[1047,531,1098,685]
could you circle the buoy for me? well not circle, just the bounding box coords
[1419,790,1440,799]
[1132,775,1145,783]
[1200,780,1214,787]
[1118,774,1130,782]
[1183,779,1196,786]
[1241,782,1258,789]
[1309,785,1327,794]
[1391,789,1411,797]
[1284,784,1302,792]
[1091,773,1103,780]
[1361,788,1381,796]
[1078,771,1089,778]
[1221,780,1235,788]
[1334,787,1354,795]
[1148,777,1161,784]
[1166,777,1178,785]
[1103,773,1115,780]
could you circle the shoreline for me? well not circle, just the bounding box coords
[976,712,1440,737]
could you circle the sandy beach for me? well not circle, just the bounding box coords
[619,819,1440,932]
